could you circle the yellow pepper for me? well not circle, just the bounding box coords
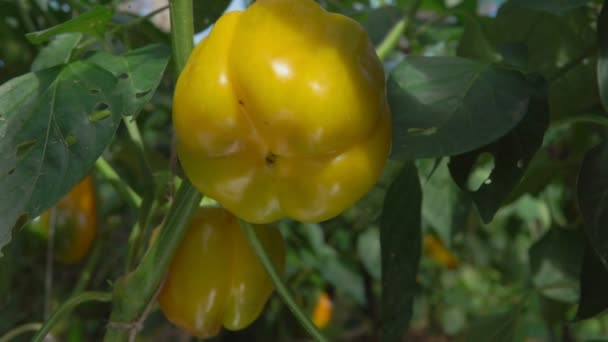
[157,207,285,338]
[29,176,97,263]
[312,291,333,329]
[173,0,391,223]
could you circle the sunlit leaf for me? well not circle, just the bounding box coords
[389,56,538,159]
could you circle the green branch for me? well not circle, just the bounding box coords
[0,322,42,342]
[375,0,422,62]
[32,292,112,342]
[240,220,328,342]
[95,157,142,207]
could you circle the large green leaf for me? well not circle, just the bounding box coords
[577,140,608,268]
[448,92,549,223]
[388,56,538,159]
[457,3,598,120]
[381,162,422,341]
[575,243,608,320]
[26,6,114,44]
[509,0,592,14]
[0,45,170,256]
[598,0,608,112]
[529,228,584,303]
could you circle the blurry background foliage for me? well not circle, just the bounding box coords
[2,0,608,341]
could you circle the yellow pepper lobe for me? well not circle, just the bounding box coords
[174,0,392,223]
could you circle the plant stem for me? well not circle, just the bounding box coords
[95,157,142,207]
[169,0,194,72]
[375,0,422,62]
[71,240,103,296]
[32,291,112,342]
[103,0,200,339]
[103,181,201,341]
[239,220,328,342]
[0,322,42,342]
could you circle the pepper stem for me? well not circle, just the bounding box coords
[239,220,328,342]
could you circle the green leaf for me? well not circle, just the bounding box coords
[388,56,538,159]
[86,44,171,117]
[457,3,598,120]
[0,45,171,256]
[598,0,608,112]
[465,309,521,342]
[577,140,608,268]
[31,33,82,72]
[575,243,608,320]
[26,6,114,44]
[381,162,422,341]
[509,0,591,14]
[529,228,584,303]
[357,227,381,280]
[193,0,232,32]
[448,91,549,223]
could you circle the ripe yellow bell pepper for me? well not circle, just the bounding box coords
[157,206,285,338]
[29,176,97,263]
[173,0,392,223]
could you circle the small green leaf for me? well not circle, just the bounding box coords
[26,6,113,44]
[529,228,584,303]
[577,139,608,268]
[389,56,538,159]
[31,33,82,72]
[575,243,608,320]
[193,0,231,32]
[448,90,549,223]
[381,162,422,341]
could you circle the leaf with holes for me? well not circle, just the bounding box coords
[388,56,540,160]
[381,162,422,341]
[86,44,171,117]
[577,140,608,269]
[26,6,114,44]
[448,90,548,223]
[0,45,170,256]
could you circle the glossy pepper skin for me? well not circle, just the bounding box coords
[158,207,286,338]
[30,176,97,263]
[173,0,392,224]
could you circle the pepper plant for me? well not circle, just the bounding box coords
[1,0,608,341]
